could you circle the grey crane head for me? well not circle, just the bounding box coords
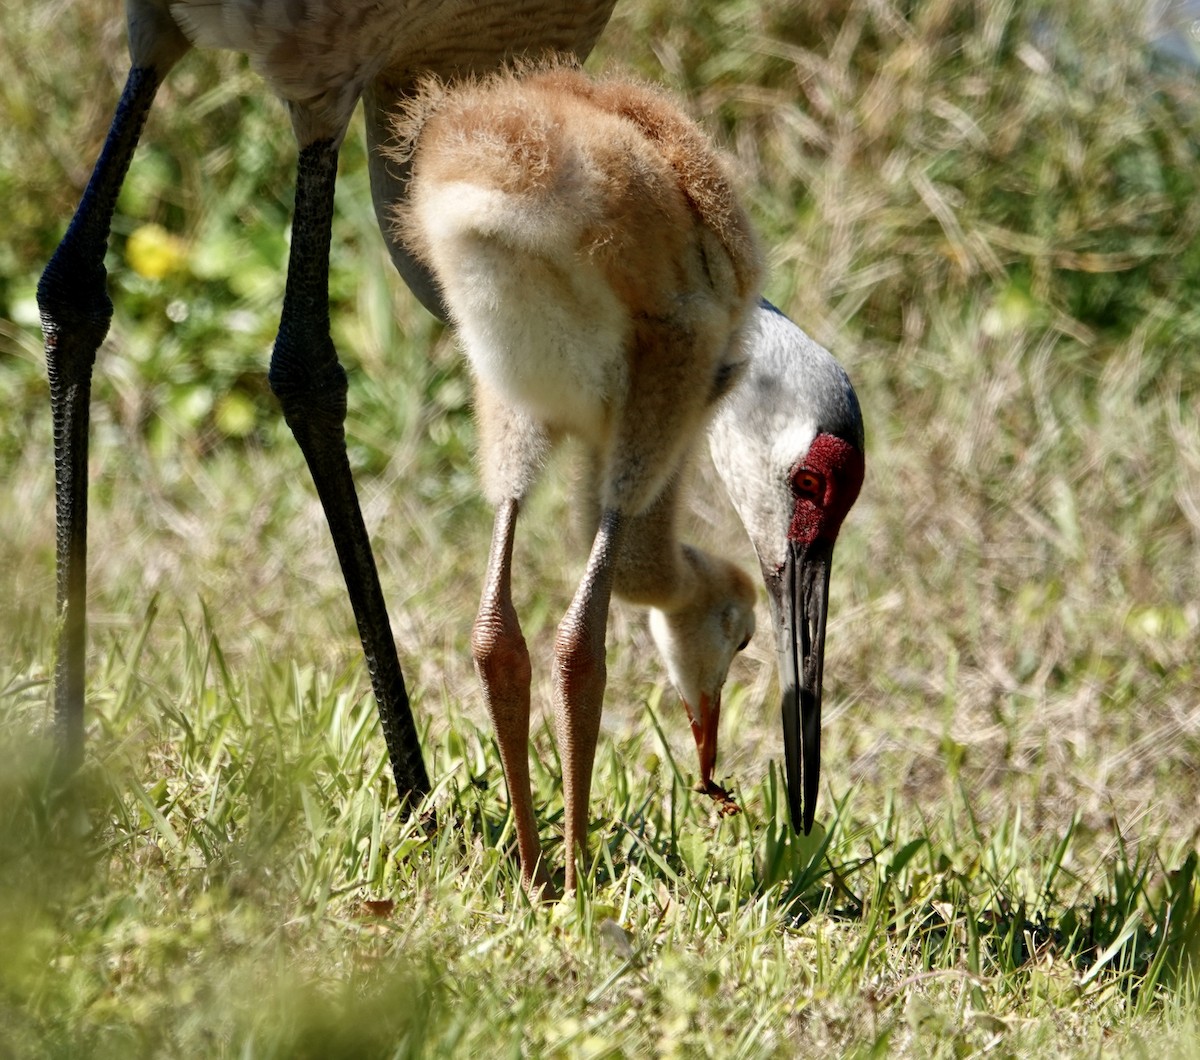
[708,300,865,833]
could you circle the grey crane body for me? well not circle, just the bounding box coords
[156,0,617,313]
[708,300,865,835]
[37,0,616,804]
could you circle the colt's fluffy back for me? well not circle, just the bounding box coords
[388,64,762,317]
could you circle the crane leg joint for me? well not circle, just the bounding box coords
[268,337,349,434]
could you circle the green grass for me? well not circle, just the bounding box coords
[3,0,1200,1054]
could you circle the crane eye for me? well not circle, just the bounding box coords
[736,635,751,652]
[792,469,823,498]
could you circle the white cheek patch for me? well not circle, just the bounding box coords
[711,412,817,569]
[773,421,820,481]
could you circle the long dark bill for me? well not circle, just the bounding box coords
[770,538,833,834]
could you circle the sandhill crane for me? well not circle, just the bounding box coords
[36,0,618,804]
[393,64,763,893]
[707,300,865,835]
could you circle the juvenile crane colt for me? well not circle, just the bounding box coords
[394,66,763,893]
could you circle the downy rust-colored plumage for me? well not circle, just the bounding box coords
[392,65,763,893]
[37,0,617,804]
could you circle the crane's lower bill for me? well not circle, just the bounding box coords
[684,692,741,811]
[770,538,833,835]
[684,692,721,791]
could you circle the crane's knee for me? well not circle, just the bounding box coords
[38,254,113,384]
[472,605,532,725]
[268,335,348,433]
[472,612,531,686]
[552,613,607,713]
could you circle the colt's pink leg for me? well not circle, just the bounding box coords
[472,499,554,897]
[553,508,624,892]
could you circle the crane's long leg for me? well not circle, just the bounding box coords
[37,66,162,770]
[553,507,624,893]
[268,139,429,807]
[472,498,554,897]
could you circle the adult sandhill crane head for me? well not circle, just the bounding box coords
[708,301,865,834]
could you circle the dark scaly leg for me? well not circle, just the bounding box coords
[553,507,624,893]
[37,66,162,770]
[268,139,429,808]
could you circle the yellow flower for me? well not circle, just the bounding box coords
[126,223,187,279]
